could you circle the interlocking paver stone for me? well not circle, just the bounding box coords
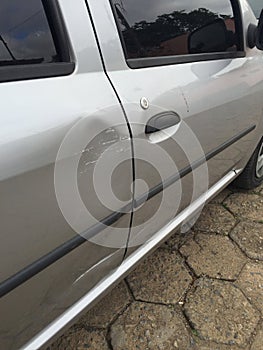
[191,339,243,350]
[50,328,109,350]
[193,204,236,235]
[251,324,263,350]
[127,249,192,304]
[184,279,260,346]
[253,183,263,195]
[224,194,263,222]
[210,189,232,204]
[236,262,263,314]
[51,188,263,350]
[79,281,132,328]
[110,302,194,350]
[230,221,263,261]
[180,234,246,279]
[162,230,194,251]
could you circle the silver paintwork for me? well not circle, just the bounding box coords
[22,170,240,350]
[88,0,263,250]
[0,1,133,349]
[0,0,262,349]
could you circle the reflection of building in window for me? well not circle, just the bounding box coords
[160,34,189,56]
[160,18,236,56]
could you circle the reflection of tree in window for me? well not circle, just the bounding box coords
[116,7,236,58]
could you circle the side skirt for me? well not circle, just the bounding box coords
[22,169,241,350]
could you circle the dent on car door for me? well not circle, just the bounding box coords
[0,1,133,349]
[89,0,263,251]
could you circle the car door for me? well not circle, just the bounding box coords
[89,0,263,248]
[0,1,133,349]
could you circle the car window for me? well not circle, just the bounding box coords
[112,0,239,59]
[247,0,262,18]
[0,0,59,66]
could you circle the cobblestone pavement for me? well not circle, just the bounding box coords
[50,185,263,350]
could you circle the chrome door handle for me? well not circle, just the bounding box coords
[145,111,181,134]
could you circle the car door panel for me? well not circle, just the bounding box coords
[89,0,263,250]
[0,1,133,349]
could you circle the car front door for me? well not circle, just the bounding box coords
[89,0,263,249]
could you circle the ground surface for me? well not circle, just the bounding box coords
[49,184,263,350]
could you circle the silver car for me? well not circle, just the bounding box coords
[0,0,263,349]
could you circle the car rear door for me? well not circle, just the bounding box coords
[89,0,263,248]
[0,1,133,349]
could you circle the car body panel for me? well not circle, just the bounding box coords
[0,0,262,349]
[0,0,133,349]
[88,0,263,250]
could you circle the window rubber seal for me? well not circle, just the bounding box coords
[0,0,75,83]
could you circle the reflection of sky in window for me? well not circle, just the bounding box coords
[0,0,41,32]
[0,0,56,62]
[247,0,262,18]
[115,0,233,24]
[10,11,42,40]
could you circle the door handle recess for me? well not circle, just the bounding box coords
[145,111,181,134]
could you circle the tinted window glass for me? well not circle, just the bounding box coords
[112,0,238,59]
[0,0,59,66]
[247,0,262,18]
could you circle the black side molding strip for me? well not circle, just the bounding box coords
[0,210,127,299]
[135,125,256,207]
[0,125,256,299]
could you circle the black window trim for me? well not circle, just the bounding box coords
[127,51,245,69]
[110,0,246,69]
[0,0,75,83]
